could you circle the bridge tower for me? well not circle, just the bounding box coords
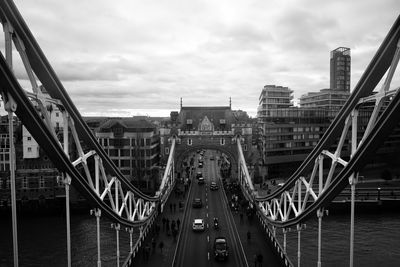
[159,104,255,182]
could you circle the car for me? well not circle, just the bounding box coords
[213,237,229,260]
[210,182,219,190]
[198,162,203,168]
[210,156,215,160]
[192,198,203,208]
[198,176,205,185]
[192,219,205,231]
[196,172,202,179]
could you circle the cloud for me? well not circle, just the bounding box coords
[6,0,400,118]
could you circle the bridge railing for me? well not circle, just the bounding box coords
[246,15,400,267]
[0,0,178,265]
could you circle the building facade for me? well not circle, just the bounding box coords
[257,85,333,179]
[94,117,160,191]
[330,47,351,91]
[299,89,350,118]
[159,105,254,181]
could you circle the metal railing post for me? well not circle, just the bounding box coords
[296,224,306,267]
[112,223,121,267]
[283,228,287,254]
[317,208,324,267]
[349,174,358,267]
[91,209,102,267]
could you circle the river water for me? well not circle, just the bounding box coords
[1,211,399,266]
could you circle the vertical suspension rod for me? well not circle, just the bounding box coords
[62,111,71,267]
[297,224,301,267]
[349,110,359,267]
[4,20,19,267]
[317,208,324,267]
[91,209,102,267]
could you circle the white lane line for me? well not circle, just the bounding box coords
[206,213,208,218]
[206,205,208,209]
[208,252,210,261]
[207,235,210,242]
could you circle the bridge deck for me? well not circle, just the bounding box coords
[130,181,282,267]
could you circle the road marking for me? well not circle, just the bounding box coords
[208,252,210,261]
[206,205,208,209]
[206,213,208,218]
[207,235,210,242]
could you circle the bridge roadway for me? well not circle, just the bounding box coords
[131,150,282,267]
[174,150,248,266]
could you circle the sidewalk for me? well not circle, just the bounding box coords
[130,182,189,266]
[224,185,282,267]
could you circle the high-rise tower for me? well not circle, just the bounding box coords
[330,47,351,91]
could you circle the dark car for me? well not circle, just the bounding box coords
[198,177,205,185]
[210,182,219,190]
[196,172,202,179]
[213,237,228,260]
[192,198,203,208]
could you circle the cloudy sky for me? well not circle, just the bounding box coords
[7,0,400,117]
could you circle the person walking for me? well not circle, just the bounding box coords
[166,219,170,236]
[159,241,164,254]
[257,253,263,267]
[151,238,156,254]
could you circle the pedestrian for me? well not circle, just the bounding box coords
[172,228,178,242]
[151,238,156,254]
[156,224,160,237]
[177,218,181,230]
[257,253,263,267]
[171,220,176,231]
[247,231,251,243]
[166,219,170,235]
[144,243,150,261]
[162,217,166,231]
[159,241,164,254]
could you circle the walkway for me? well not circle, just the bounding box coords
[129,181,189,266]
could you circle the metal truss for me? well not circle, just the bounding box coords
[256,38,400,227]
[0,2,177,227]
[236,137,256,201]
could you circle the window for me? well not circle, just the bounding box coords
[22,177,28,188]
[27,147,32,152]
[165,147,169,155]
[56,112,59,117]
[187,139,192,146]
[39,177,45,188]
[220,138,225,145]
[244,144,247,151]
[27,136,31,141]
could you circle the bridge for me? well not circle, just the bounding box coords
[1,0,400,266]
